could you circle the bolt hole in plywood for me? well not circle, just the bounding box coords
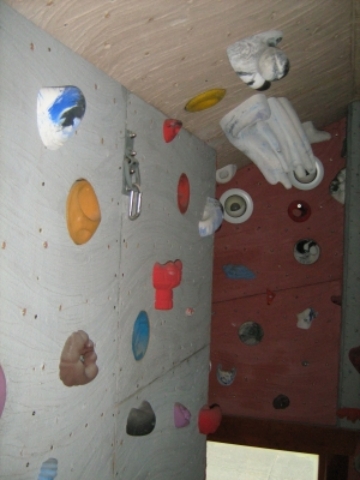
[206,442,318,480]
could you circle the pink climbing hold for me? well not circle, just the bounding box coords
[163,119,182,143]
[0,365,6,417]
[152,260,182,310]
[174,402,191,428]
[198,404,222,435]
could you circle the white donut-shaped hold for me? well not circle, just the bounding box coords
[288,157,324,191]
[219,188,253,224]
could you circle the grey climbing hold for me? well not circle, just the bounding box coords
[126,400,156,436]
[238,322,264,345]
[273,394,290,409]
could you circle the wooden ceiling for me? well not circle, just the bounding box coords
[5,0,358,169]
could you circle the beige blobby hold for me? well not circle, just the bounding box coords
[59,330,98,387]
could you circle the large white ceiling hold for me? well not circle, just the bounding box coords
[5,0,354,169]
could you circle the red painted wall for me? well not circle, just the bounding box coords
[209,119,346,425]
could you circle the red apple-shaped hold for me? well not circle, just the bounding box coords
[198,404,222,434]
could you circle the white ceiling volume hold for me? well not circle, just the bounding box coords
[220,94,329,190]
[226,30,290,90]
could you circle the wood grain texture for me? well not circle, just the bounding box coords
[3,0,355,169]
[209,119,346,425]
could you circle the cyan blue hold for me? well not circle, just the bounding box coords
[38,458,58,480]
[223,264,256,280]
[132,311,150,361]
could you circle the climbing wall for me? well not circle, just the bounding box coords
[114,94,215,477]
[0,3,216,479]
[0,3,126,478]
[209,119,346,425]
[338,102,360,429]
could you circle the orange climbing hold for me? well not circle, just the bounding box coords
[66,179,101,245]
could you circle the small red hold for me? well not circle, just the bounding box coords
[287,200,311,222]
[152,260,182,310]
[198,404,222,435]
[266,288,276,305]
[336,407,360,423]
[163,119,182,143]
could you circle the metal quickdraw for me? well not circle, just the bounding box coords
[123,131,142,220]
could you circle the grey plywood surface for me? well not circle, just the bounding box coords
[0,3,126,478]
[114,346,209,480]
[337,101,360,429]
[117,93,216,403]
[0,3,216,479]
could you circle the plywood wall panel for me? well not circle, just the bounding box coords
[209,118,346,426]
[0,4,125,478]
[117,92,215,403]
[209,281,342,425]
[1,4,216,478]
[114,347,209,479]
[338,102,360,430]
[212,119,346,303]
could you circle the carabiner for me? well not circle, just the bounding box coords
[128,183,142,220]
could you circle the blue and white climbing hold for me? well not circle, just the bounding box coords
[132,311,150,361]
[37,86,86,150]
[223,264,256,280]
[216,364,237,386]
[198,197,223,236]
[296,307,318,329]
